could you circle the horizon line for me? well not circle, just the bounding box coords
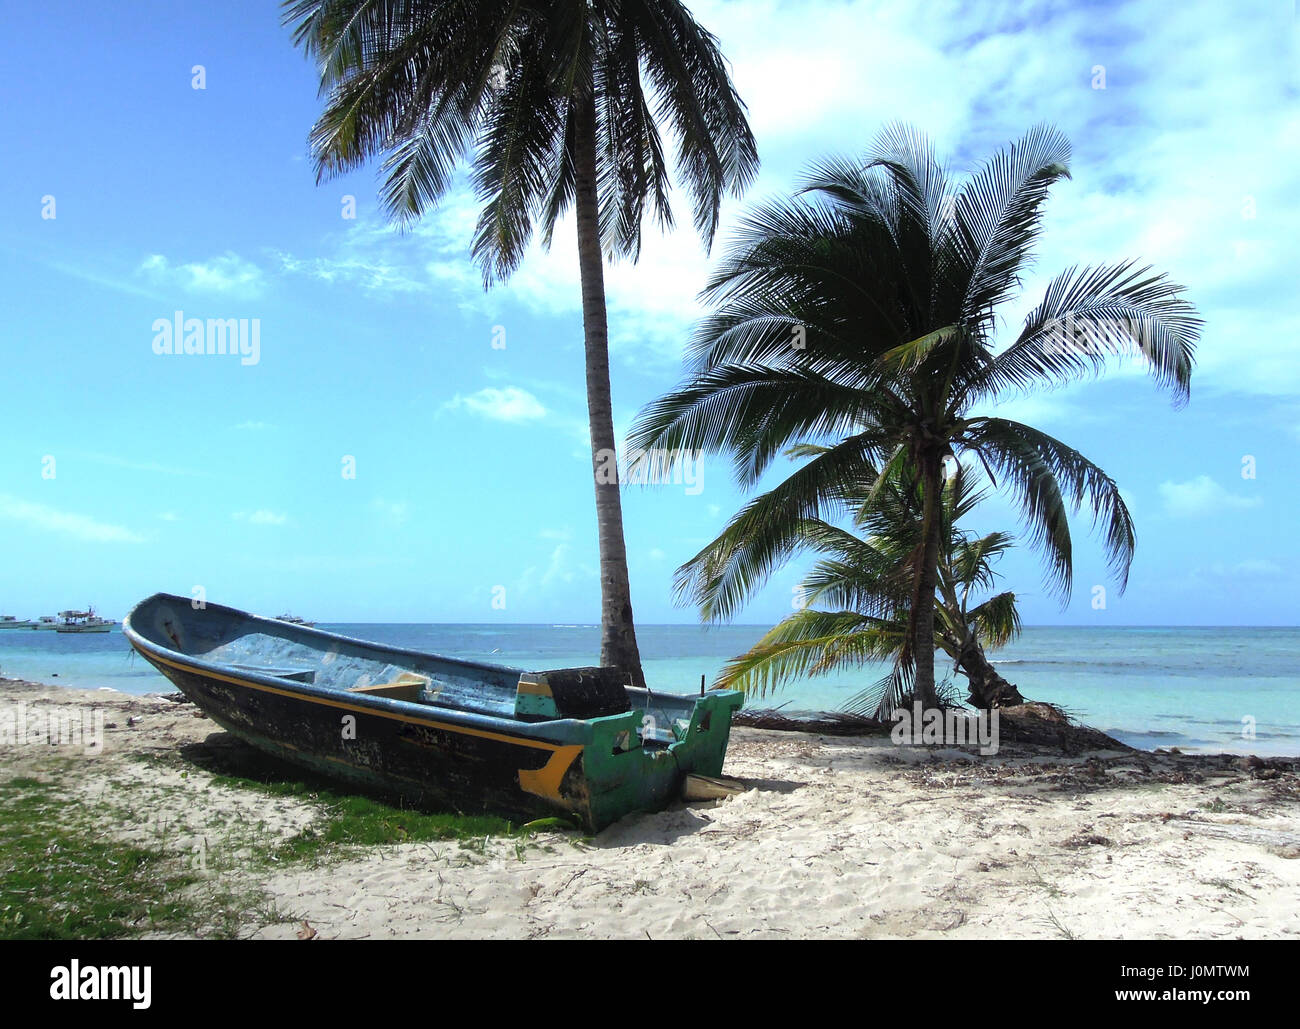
[299,621,1300,630]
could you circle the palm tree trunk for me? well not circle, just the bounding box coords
[956,636,1024,710]
[573,92,646,688]
[911,452,943,708]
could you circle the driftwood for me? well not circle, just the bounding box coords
[734,701,1130,753]
[733,709,891,736]
[682,774,747,801]
[1169,819,1300,851]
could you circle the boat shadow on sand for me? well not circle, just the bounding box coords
[174,727,805,843]
[177,731,376,798]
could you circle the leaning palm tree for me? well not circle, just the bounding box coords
[283,0,759,686]
[631,124,1201,704]
[714,458,1023,715]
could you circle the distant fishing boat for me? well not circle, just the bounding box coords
[124,593,743,831]
[274,613,316,627]
[55,608,115,633]
[34,616,60,630]
[0,615,38,629]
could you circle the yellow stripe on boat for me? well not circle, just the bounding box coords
[517,745,584,802]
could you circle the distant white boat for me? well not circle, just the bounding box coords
[275,613,316,628]
[55,608,116,633]
[34,616,60,630]
[0,615,38,629]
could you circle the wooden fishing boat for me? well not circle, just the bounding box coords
[123,593,744,832]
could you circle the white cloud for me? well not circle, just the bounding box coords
[39,256,163,299]
[1227,559,1284,579]
[443,385,547,422]
[371,498,410,525]
[78,452,211,478]
[541,543,575,587]
[0,494,144,543]
[233,509,289,526]
[690,0,1300,395]
[266,1,1299,392]
[1190,559,1286,583]
[234,420,275,431]
[1158,475,1261,517]
[139,251,264,296]
[274,197,480,299]
[495,214,714,363]
[276,250,424,294]
[514,541,597,600]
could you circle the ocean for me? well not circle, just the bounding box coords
[2,624,1296,756]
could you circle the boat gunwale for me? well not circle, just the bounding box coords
[121,594,667,745]
[138,595,529,678]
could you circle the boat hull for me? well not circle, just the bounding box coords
[124,594,743,831]
[138,651,590,824]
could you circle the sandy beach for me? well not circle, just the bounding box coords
[3,676,1298,940]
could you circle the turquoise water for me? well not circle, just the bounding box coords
[1,624,1296,756]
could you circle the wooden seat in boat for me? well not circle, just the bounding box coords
[348,671,432,703]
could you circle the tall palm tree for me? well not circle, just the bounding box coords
[283,0,758,686]
[709,458,1023,715]
[631,124,1202,704]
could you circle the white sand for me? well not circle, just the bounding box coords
[4,679,1298,939]
[250,731,1300,939]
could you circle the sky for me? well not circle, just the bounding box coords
[0,0,1297,626]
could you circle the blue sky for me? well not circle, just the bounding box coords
[0,0,1297,626]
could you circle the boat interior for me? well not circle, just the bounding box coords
[128,594,701,731]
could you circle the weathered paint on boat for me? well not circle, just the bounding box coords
[123,594,743,831]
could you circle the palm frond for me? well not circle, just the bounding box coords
[629,0,759,248]
[951,123,1072,320]
[961,416,1135,598]
[967,590,1021,649]
[973,260,1202,407]
[669,433,886,621]
[628,364,885,486]
[715,609,902,702]
[286,0,758,268]
[470,46,566,282]
[842,664,913,719]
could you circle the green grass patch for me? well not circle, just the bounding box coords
[0,776,200,939]
[2,741,581,938]
[268,790,515,862]
[204,761,548,864]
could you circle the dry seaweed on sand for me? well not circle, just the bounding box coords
[735,701,1131,754]
[733,708,891,736]
[994,703,1130,752]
